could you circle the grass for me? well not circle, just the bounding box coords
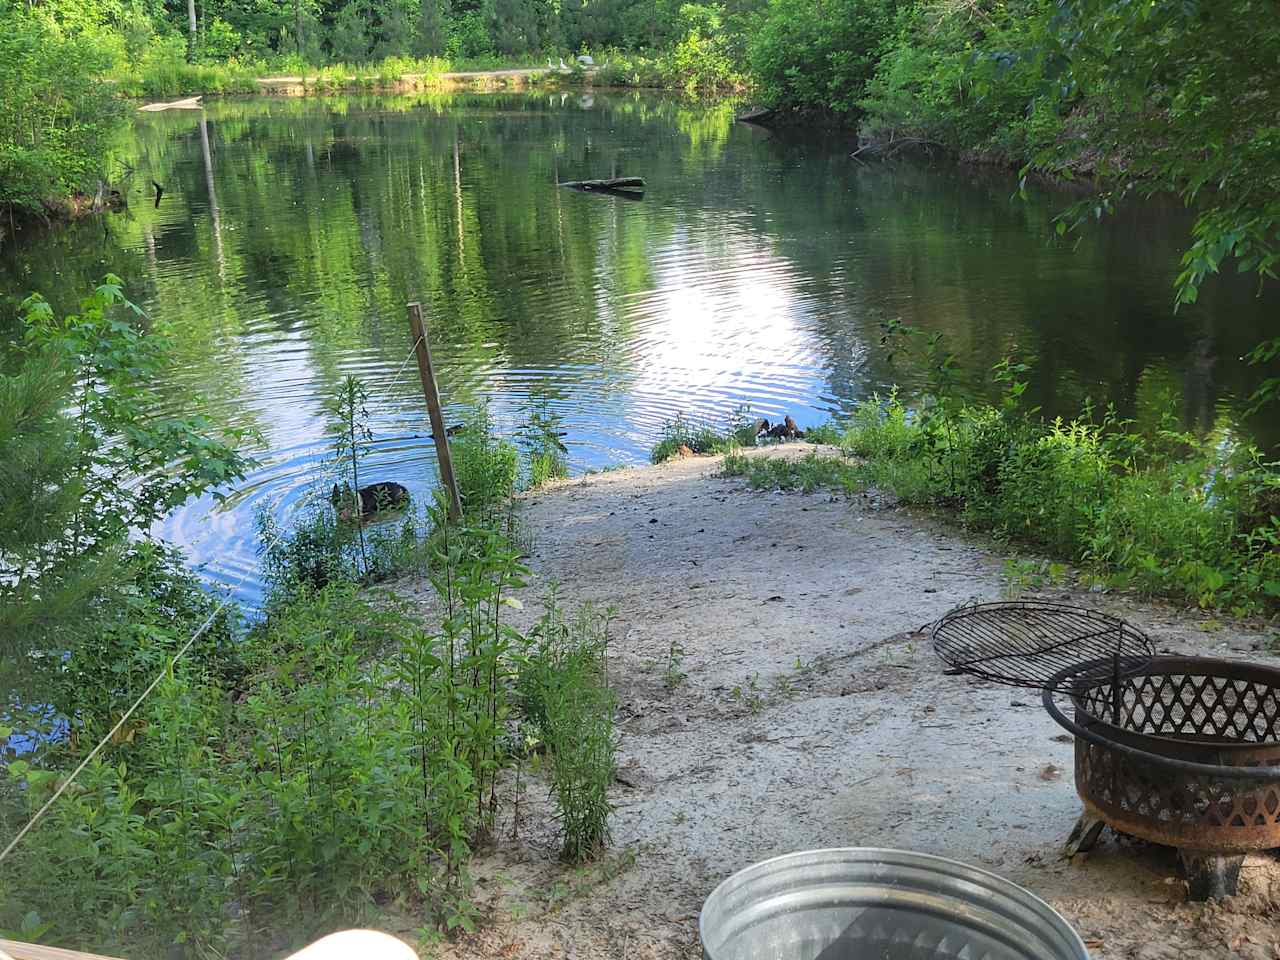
[111,49,455,98]
[722,391,1280,617]
[648,406,768,463]
[722,449,863,494]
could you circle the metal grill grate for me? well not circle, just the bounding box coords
[930,600,1154,690]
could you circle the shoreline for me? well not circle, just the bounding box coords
[391,445,1280,959]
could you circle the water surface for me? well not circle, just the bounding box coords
[3,92,1276,606]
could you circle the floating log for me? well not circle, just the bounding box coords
[735,107,775,125]
[558,177,645,193]
[138,95,204,113]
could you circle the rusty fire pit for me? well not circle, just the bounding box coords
[1043,656,1280,899]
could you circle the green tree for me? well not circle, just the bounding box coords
[415,0,449,54]
[373,0,415,56]
[490,0,537,54]
[2,278,251,655]
[1037,0,1280,307]
[329,0,372,61]
[750,0,897,114]
[0,4,123,220]
[559,0,583,50]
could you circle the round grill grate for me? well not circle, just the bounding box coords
[931,600,1154,690]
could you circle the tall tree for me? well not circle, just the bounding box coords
[490,0,536,54]
[415,0,448,54]
[559,0,582,50]
[330,0,372,61]
[374,0,414,57]
[1039,0,1280,307]
[186,0,198,61]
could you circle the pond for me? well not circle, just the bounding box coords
[3,91,1276,608]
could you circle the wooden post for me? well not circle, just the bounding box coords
[407,302,463,521]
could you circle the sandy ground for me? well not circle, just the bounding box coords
[393,445,1280,960]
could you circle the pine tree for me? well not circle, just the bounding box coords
[329,0,372,62]
[0,352,113,656]
[491,0,536,54]
[559,0,583,51]
[415,0,449,55]
[374,0,415,57]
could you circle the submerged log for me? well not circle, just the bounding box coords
[558,176,645,195]
[735,106,775,125]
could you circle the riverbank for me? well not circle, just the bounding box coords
[392,444,1280,959]
[252,65,569,96]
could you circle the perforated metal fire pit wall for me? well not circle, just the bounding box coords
[1043,656,1280,899]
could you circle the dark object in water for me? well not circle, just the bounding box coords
[428,423,465,440]
[152,180,164,208]
[558,177,645,200]
[331,481,410,519]
[735,106,775,125]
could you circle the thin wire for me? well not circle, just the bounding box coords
[390,333,424,389]
[0,333,427,865]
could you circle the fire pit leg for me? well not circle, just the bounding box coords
[1064,814,1106,857]
[1179,849,1245,900]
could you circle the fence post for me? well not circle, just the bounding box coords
[406,301,463,521]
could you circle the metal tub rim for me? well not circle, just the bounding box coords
[699,847,1089,960]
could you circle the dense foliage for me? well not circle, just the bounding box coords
[1,278,248,668]
[0,286,617,953]
[0,3,124,219]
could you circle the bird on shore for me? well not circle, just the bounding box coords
[559,57,568,71]
[547,58,554,69]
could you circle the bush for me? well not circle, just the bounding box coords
[521,593,616,861]
[752,386,1280,616]
[750,0,896,114]
[859,0,1062,160]
[0,9,123,218]
[451,406,520,518]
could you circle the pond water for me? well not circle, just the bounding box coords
[3,91,1276,608]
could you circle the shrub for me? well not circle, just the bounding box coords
[766,385,1280,615]
[0,10,123,218]
[451,406,519,519]
[750,0,897,115]
[521,593,616,862]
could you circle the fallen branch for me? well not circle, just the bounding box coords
[558,176,645,193]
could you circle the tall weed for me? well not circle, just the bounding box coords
[521,592,616,862]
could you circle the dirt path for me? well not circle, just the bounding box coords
[396,445,1280,959]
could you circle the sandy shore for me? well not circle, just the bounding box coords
[392,445,1280,960]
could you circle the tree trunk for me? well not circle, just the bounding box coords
[186,0,198,62]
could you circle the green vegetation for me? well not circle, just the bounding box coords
[649,406,761,463]
[519,592,617,861]
[0,4,124,220]
[1,279,619,955]
[0,0,748,223]
[722,346,1280,617]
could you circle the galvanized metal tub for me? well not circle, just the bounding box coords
[700,848,1089,960]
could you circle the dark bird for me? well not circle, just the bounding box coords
[152,180,164,208]
[331,481,410,521]
[427,423,465,440]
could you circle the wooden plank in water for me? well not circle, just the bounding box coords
[0,940,125,960]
